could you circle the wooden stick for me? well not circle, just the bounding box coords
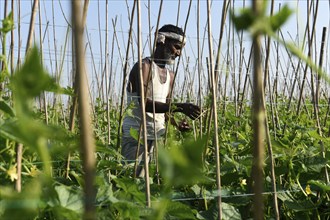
[262,1,280,218]
[206,1,222,219]
[136,0,151,207]
[71,1,96,219]
[116,1,136,150]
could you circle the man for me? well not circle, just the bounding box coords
[122,24,201,177]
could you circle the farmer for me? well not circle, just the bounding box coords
[121,24,201,177]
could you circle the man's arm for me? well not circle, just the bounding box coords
[145,70,200,119]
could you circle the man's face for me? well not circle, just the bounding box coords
[163,39,184,65]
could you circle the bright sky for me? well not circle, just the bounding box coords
[1,0,329,101]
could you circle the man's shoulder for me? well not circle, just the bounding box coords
[142,57,151,64]
[131,58,151,70]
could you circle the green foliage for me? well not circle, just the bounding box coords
[12,47,57,100]
[46,184,83,219]
[0,99,15,117]
[158,135,210,186]
[0,12,14,34]
[231,3,293,36]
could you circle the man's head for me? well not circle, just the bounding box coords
[155,24,185,65]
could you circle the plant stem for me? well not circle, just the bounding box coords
[251,1,265,219]
[15,143,23,192]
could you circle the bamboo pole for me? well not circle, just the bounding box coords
[176,0,181,27]
[147,0,152,54]
[297,0,319,115]
[164,0,192,145]
[316,27,327,110]
[214,0,228,112]
[10,0,14,75]
[51,0,59,108]
[238,45,253,117]
[261,1,280,219]
[136,0,151,207]
[313,27,327,134]
[14,0,39,192]
[38,2,50,126]
[16,0,21,69]
[222,25,230,116]
[316,27,329,184]
[9,1,23,193]
[206,1,222,219]
[65,22,78,178]
[149,0,163,185]
[97,0,104,102]
[272,20,281,133]
[235,0,246,115]
[197,0,203,138]
[204,0,229,164]
[1,0,8,77]
[71,1,96,219]
[104,0,111,145]
[14,0,23,194]
[107,17,115,102]
[116,1,136,150]
[231,6,237,115]
[14,143,23,192]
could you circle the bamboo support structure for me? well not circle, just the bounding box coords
[14,0,39,192]
[262,1,280,218]
[117,1,136,151]
[104,0,110,145]
[206,1,222,219]
[164,0,192,144]
[296,0,319,115]
[71,1,96,219]
[10,0,14,75]
[149,0,163,185]
[317,27,329,184]
[136,0,151,207]
[10,0,22,194]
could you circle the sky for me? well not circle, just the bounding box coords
[1,0,329,102]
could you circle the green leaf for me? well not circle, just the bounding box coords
[198,202,241,220]
[277,191,315,211]
[0,179,42,220]
[167,201,196,219]
[308,180,330,192]
[114,177,145,204]
[112,201,141,220]
[0,100,15,117]
[0,119,24,143]
[53,185,83,211]
[270,5,293,31]
[130,127,142,143]
[12,47,55,99]
[231,8,255,31]
[158,136,211,186]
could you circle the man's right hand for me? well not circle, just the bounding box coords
[176,103,201,120]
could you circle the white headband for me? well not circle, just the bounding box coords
[156,32,186,45]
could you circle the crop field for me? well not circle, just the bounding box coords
[0,1,329,220]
